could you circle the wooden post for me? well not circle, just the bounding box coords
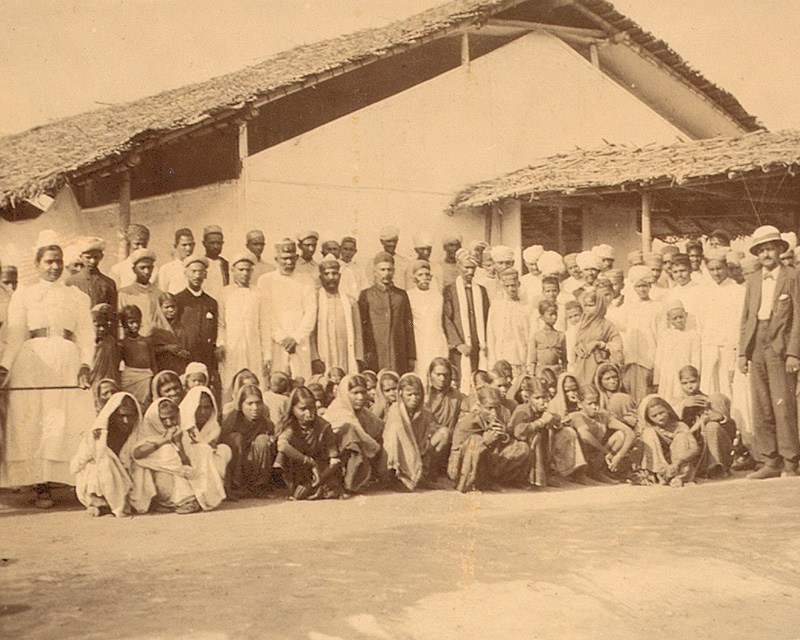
[589,43,599,68]
[641,191,652,254]
[484,205,493,244]
[119,169,131,260]
[556,205,566,254]
[461,32,470,68]
[238,121,249,227]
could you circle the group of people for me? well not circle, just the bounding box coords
[0,219,798,516]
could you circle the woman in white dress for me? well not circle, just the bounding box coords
[0,231,94,507]
[407,261,448,378]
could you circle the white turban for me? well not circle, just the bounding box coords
[592,244,615,261]
[522,245,545,264]
[537,250,565,276]
[412,233,433,248]
[491,245,515,263]
[576,250,603,272]
[628,265,652,285]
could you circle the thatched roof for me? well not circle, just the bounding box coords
[0,0,761,208]
[452,130,800,208]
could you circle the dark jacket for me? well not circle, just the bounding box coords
[739,265,800,361]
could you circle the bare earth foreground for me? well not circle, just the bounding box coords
[2,477,800,640]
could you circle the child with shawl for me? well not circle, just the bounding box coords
[382,373,447,490]
[94,378,121,413]
[150,292,190,374]
[545,373,589,481]
[275,387,344,500]
[448,386,532,492]
[637,394,700,487]
[182,362,209,391]
[572,289,623,387]
[128,398,229,513]
[509,378,559,487]
[324,374,386,493]
[593,363,637,428]
[70,392,140,517]
[372,369,400,420]
[221,384,276,497]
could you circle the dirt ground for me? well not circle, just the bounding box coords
[1,475,800,640]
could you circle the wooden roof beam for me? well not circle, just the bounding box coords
[476,19,609,42]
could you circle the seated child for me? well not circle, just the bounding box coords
[593,362,637,428]
[362,370,378,407]
[182,362,210,392]
[275,387,344,500]
[264,372,291,428]
[151,370,184,406]
[509,378,560,487]
[528,300,566,378]
[637,394,700,487]
[571,386,635,483]
[307,382,329,415]
[373,370,400,420]
[119,305,155,409]
[654,300,701,401]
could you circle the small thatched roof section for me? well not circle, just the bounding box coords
[452,130,800,208]
[0,0,761,208]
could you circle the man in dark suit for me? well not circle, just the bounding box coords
[175,255,224,399]
[738,225,800,478]
[359,252,415,374]
[442,248,490,391]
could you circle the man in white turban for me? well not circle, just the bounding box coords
[575,250,603,296]
[592,244,615,271]
[520,245,545,304]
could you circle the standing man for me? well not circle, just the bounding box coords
[219,253,271,391]
[258,239,317,380]
[593,244,616,272]
[313,257,363,375]
[359,252,415,374]
[487,269,531,377]
[295,230,320,283]
[409,233,442,291]
[158,228,195,294]
[65,237,117,308]
[520,245,544,304]
[201,225,229,302]
[175,255,224,397]
[439,233,462,290]
[686,239,706,283]
[443,248,489,392]
[738,225,800,479]
[374,226,410,290]
[110,224,153,288]
[246,229,275,283]
[699,249,744,397]
[118,248,161,336]
[339,236,369,299]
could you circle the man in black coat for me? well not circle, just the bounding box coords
[175,255,224,398]
[359,252,415,374]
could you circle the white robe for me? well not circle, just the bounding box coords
[1,279,95,487]
[407,286,448,377]
[218,284,271,391]
[486,297,532,370]
[621,298,659,369]
[204,257,227,302]
[258,270,317,379]
[340,260,370,300]
[653,327,701,401]
[697,278,744,396]
[157,258,188,295]
[111,257,158,290]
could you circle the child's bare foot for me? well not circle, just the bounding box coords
[670,477,684,488]
[86,506,101,517]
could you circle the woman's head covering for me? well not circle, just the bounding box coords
[324,375,381,458]
[93,378,121,411]
[548,371,580,418]
[638,394,681,430]
[577,288,608,332]
[508,373,533,404]
[232,383,263,412]
[88,391,141,442]
[373,369,400,419]
[179,385,218,433]
[229,368,260,398]
[150,370,183,402]
[593,362,624,409]
[132,397,179,447]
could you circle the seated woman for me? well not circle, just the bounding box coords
[571,386,636,483]
[638,394,700,487]
[593,363,637,429]
[508,373,534,406]
[70,392,140,517]
[424,358,465,478]
[221,384,276,498]
[222,369,262,420]
[448,386,531,493]
[372,369,399,420]
[150,370,184,406]
[94,378,121,413]
[128,398,229,513]
[324,374,386,493]
[383,373,448,491]
[689,393,736,479]
[509,377,560,487]
[275,387,344,500]
[546,373,589,482]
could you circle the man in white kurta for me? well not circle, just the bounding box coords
[520,245,544,305]
[698,251,744,397]
[202,225,229,302]
[313,257,363,375]
[118,249,162,337]
[258,239,317,380]
[486,269,531,377]
[407,260,448,377]
[246,229,275,284]
[219,253,271,393]
[158,228,196,295]
[664,253,701,330]
[110,224,156,289]
[339,236,370,300]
